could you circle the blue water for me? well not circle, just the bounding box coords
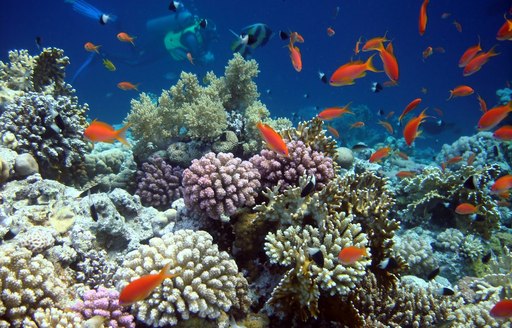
[1,0,511,151]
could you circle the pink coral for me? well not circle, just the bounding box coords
[70,286,135,328]
[249,140,335,191]
[182,152,261,221]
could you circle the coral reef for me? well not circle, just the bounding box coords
[182,152,260,221]
[70,286,135,328]
[113,230,250,327]
[249,140,335,191]
[497,87,512,104]
[393,230,438,278]
[135,155,183,209]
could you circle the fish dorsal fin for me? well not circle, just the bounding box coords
[91,120,114,131]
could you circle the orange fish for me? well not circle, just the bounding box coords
[455,203,478,215]
[117,82,140,91]
[288,43,302,72]
[378,120,394,134]
[291,31,304,44]
[369,146,392,163]
[385,111,395,119]
[256,122,289,156]
[338,246,368,265]
[458,39,481,67]
[396,151,409,160]
[318,103,353,120]
[117,32,136,46]
[467,152,476,165]
[453,20,462,33]
[491,175,512,195]
[327,125,340,138]
[419,0,429,36]
[493,125,512,141]
[119,263,178,305]
[350,121,365,129]
[362,34,388,52]
[396,171,416,178]
[376,42,399,82]
[84,42,101,53]
[477,102,512,130]
[186,52,194,65]
[327,27,335,37]
[477,94,487,112]
[84,120,131,146]
[463,46,499,77]
[354,36,362,55]
[490,299,512,318]
[329,55,380,86]
[497,14,512,41]
[399,98,422,122]
[403,109,428,146]
[447,85,474,100]
[445,156,463,165]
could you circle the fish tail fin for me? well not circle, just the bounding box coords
[365,54,382,73]
[134,83,141,91]
[487,44,500,57]
[446,91,453,101]
[115,123,131,147]
[159,262,179,280]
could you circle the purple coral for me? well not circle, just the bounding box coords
[182,152,261,220]
[70,286,135,328]
[249,140,335,191]
[135,155,183,209]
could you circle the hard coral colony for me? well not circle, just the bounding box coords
[0,1,511,327]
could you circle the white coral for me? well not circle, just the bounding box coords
[113,230,249,327]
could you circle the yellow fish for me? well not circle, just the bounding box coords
[102,58,116,71]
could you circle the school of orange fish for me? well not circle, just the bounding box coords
[80,3,512,318]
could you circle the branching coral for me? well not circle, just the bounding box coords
[0,243,73,327]
[218,53,259,111]
[113,230,250,327]
[395,164,503,239]
[249,140,335,191]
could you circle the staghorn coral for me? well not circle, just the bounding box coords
[113,230,250,327]
[395,164,503,239]
[135,155,183,209]
[0,91,89,182]
[264,211,370,320]
[70,286,135,328]
[249,140,335,191]
[182,152,260,221]
[0,243,72,327]
[339,272,460,327]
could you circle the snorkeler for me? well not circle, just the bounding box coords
[65,0,117,25]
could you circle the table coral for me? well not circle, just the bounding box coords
[113,230,250,327]
[182,152,260,221]
[135,155,183,209]
[70,286,135,328]
[249,140,335,191]
[0,243,72,327]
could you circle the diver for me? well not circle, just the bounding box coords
[65,0,117,25]
[146,5,217,65]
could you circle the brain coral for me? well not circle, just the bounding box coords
[0,243,71,327]
[249,139,335,191]
[113,230,250,327]
[182,152,260,221]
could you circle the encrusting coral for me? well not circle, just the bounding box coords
[182,152,260,221]
[113,229,250,327]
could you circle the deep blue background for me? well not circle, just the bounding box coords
[1,0,511,150]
